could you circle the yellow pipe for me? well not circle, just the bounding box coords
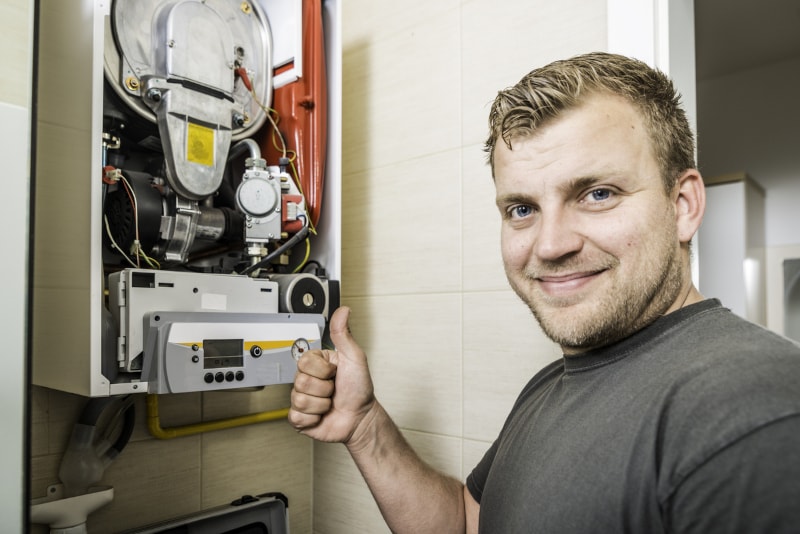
[146,394,290,440]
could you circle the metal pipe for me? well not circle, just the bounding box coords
[145,394,289,440]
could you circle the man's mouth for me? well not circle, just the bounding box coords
[534,269,607,297]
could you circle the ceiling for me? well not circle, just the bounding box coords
[694,0,800,80]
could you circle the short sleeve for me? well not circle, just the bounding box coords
[465,439,500,504]
[665,415,800,533]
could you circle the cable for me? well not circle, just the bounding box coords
[301,260,323,274]
[110,172,161,269]
[238,67,288,159]
[292,238,312,273]
[104,215,138,268]
[118,175,140,268]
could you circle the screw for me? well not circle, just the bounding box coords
[146,88,162,102]
[125,77,140,91]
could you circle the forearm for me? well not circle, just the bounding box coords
[346,401,466,534]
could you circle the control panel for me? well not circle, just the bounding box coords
[142,311,325,394]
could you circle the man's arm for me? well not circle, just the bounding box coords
[288,307,479,533]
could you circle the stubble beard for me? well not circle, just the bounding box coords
[509,234,686,353]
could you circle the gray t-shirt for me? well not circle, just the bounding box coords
[466,299,800,533]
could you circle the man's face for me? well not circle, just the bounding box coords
[494,93,688,354]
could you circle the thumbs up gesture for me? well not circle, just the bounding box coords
[289,306,377,445]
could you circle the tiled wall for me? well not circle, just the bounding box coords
[313,1,607,532]
[0,0,31,108]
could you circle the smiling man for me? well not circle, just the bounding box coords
[494,91,701,353]
[289,52,800,533]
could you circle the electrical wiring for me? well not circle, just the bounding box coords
[104,215,138,268]
[292,238,312,274]
[264,109,318,236]
[117,174,141,268]
[137,248,160,269]
[104,168,160,270]
[265,105,288,158]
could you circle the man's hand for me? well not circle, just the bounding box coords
[290,306,475,533]
[288,306,377,444]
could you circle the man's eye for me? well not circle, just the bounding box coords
[587,188,612,202]
[510,205,533,219]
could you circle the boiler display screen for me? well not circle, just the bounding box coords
[203,339,244,369]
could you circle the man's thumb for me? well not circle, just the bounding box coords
[329,306,359,355]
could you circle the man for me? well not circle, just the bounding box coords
[288,52,800,533]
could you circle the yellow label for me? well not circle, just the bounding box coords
[186,122,214,167]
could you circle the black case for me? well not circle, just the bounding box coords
[124,492,289,533]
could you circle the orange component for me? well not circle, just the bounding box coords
[262,0,328,228]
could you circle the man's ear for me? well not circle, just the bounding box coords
[673,169,706,244]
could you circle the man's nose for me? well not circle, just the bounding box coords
[532,208,583,262]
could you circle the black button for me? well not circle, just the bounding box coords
[235,371,245,381]
[215,372,224,383]
[250,345,263,358]
[204,373,214,383]
[225,371,234,382]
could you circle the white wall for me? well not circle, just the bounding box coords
[0,0,33,531]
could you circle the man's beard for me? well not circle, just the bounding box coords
[509,237,685,353]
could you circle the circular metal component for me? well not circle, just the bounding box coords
[236,178,279,218]
[125,76,140,91]
[291,338,311,361]
[270,274,328,315]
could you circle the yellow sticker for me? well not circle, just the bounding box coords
[186,122,214,167]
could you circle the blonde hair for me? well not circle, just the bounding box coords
[485,52,695,192]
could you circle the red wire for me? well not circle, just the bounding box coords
[235,67,253,91]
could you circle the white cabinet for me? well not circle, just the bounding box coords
[698,172,766,325]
